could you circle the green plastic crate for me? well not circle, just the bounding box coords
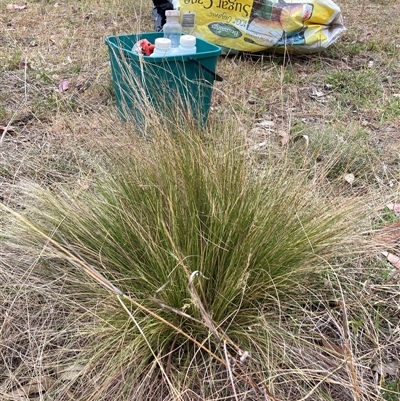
[105,32,221,128]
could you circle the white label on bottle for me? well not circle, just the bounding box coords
[181,12,195,28]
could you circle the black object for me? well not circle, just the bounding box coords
[152,0,174,31]
[188,57,224,82]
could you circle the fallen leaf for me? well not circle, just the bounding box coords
[59,363,85,381]
[279,130,289,146]
[386,203,400,212]
[293,134,309,147]
[310,88,328,103]
[382,251,400,269]
[6,3,27,10]
[58,79,69,91]
[371,361,399,377]
[302,135,309,147]
[344,173,355,185]
[311,87,326,98]
[313,90,325,97]
[387,253,400,269]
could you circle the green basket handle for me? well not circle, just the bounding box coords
[188,57,223,82]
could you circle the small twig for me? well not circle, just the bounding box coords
[152,280,202,323]
[150,296,200,323]
[166,338,177,377]
[224,340,239,401]
[188,270,220,340]
[341,299,361,401]
[0,117,16,145]
[24,55,28,99]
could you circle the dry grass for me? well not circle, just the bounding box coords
[1,0,400,400]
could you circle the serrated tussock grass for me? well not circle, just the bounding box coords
[2,117,372,400]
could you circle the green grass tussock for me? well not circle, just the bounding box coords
[3,120,372,400]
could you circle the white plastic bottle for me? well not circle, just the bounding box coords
[150,38,172,57]
[178,35,197,55]
[163,10,182,48]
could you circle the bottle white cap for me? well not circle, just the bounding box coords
[154,37,172,50]
[180,35,196,47]
[165,10,180,17]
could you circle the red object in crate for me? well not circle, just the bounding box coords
[140,39,155,56]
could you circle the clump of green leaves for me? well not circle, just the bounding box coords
[381,379,400,401]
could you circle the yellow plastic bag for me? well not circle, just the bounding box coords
[175,0,345,53]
